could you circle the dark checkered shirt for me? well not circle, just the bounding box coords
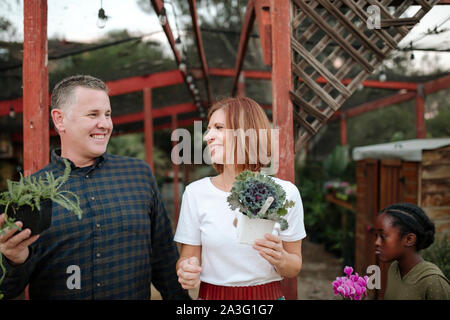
[0,149,190,300]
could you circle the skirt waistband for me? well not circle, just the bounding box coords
[198,281,284,300]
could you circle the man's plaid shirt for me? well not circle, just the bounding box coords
[0,150,189,300]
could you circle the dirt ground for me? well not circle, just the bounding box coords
[151,237,343,300]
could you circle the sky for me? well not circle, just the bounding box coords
[1,0,450,72]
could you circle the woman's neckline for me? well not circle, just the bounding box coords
[208,176,231,194]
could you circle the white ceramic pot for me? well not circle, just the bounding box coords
[236,212,280,245]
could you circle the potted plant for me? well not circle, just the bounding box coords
[227,170,295,245]
[0,159,82,299]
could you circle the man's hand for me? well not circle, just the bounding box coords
[0,214,39,266]
[177,256,202,290]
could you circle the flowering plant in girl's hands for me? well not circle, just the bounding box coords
[227,170,294,231]
[332,266,368,300]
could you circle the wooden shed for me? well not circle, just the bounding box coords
[352,138,450,299]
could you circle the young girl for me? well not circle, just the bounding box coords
[374,202,450,299]
[174,97,306,300]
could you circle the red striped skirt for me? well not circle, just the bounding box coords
[198,281,284,300]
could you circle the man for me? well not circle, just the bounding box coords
[0,75,190,299]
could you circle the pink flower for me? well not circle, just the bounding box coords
[350,273,359,282]
[357,276,367,287]
[333,266,369,300]
[344,266,353,277]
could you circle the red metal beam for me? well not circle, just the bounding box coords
[231,0,256,96]
[330,90,417,121]
[188,0,212,104]
[12,116,203,143]
[237,74,245,97]
[150,0,197,103]
[325,74,450,122]
[23,0,49,177]
[346,91,417,117]
[254,0,272,66]
[107,69,184,96]
[416,85,426,139]
[313,77,418,91]
[143,88,154,171]
[112,102,197,126]
[423,74,450,95]
[2,68,427,117]
[340,114,347,146]
[271,0,296,300]
[150,0,181,64]
[0,70,185,117]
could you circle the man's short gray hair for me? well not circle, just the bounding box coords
[51,75,109,111]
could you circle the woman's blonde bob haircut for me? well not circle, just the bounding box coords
[207,97,273,174]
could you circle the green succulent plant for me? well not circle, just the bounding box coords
[227,170,295,231]
[0,159,82,299]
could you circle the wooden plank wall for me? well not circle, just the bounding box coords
[355,159,379,277]
[421,145,450,239]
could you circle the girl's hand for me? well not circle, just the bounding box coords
[177,256,202,290]
[253,234,285,271]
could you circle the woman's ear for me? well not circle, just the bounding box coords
[51,108,65,133]
[403,233,417,248]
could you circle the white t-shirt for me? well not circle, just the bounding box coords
[174,176,306,287]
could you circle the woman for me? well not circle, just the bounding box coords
[174,97,306,300]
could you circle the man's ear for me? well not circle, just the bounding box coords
[403,233,417,248]
[51,108,65,133]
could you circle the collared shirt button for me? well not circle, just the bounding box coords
[96,223,101,229]
[91,196,95,201]
[96,252,101,258]
[86,175,89,179]
[96,282,101,287]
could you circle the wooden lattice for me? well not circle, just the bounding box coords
[290,0,438,151]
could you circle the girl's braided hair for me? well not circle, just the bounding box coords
[380,203,435,251]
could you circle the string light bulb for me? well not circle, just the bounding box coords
[96,0,108,29]
[175,36,182,53]
[179,62,186,73]
[159,7,167,26]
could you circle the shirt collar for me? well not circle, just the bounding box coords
[50,149,108,174]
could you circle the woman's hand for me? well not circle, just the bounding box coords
[253,235,303,278]
[253,234,285,270]
[177,256,202,290]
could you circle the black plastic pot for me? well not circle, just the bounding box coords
[0,199,52,236]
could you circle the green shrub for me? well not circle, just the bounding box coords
[421,235,450,279]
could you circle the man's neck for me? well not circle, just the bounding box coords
[60,148,95,168]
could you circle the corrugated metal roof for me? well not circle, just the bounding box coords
[352,138,450,161]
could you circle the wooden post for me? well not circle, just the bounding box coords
[22,0,48,300]
[172,114,180,228]
[23,0,48,177]
[271,0,297,300]
[143,88,154,171]
[416,84,426,139]
[340,113,347,145]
